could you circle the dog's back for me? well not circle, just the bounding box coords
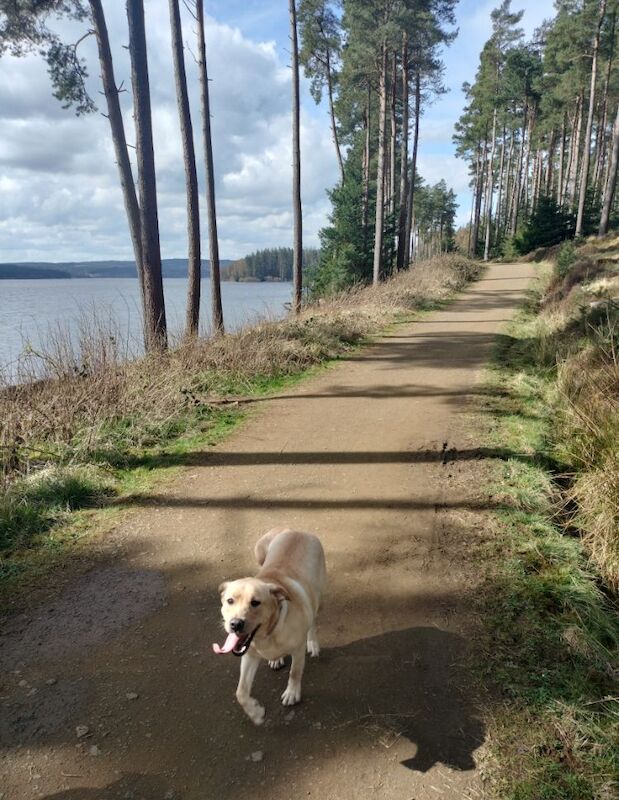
[255,527,326,613]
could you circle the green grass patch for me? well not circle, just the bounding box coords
[478,273,619,799]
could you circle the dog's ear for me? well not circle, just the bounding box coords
[218,581,229,599]
[268,583,290,603]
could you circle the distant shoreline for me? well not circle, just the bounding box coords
[0,258,233,282]
[0,274,286,282]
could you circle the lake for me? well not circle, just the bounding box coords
[0,277,293,378]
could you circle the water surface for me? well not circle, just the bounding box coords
[0,277,292,377]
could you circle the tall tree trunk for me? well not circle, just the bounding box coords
[469,145,481,257]
[396,33,409,272]
[325,44,344,184]
[566,94,584,207]
[473,136,487,252]
[594,10,616,197]
[557,114,566,203]
[89,0,144,313]
[388,52,397,218]
[520,110,534,213]
[530,148,540,210]
[599,102,619,236]
[404,70,420,264]
[372,44,388,285]
[169,0,200,337]
[495,126,506,235]
[545,128,556,196]
[289,0,303,309]
[484,108,497,261]
[503,129,515,236]
[126,0,167,352]
[362,83,371,243]
[510,109,527,236]
[576,0,607,237]
[197,0,224,333]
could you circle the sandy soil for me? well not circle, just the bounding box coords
[0,262,533,800]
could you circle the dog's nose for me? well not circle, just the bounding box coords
[230,618,245,633]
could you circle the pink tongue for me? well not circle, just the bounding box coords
[212,632,241,655]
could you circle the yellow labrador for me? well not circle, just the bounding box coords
[213,527,326,725]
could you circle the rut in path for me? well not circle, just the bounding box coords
[0,262,534,800]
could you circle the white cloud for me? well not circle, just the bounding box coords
[0,1,338,261]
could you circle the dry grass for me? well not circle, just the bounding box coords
[513,234,619,589]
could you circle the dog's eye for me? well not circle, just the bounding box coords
[250,599,261,607]
[226,598,234,605]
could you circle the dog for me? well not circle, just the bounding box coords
[212,527,326,725]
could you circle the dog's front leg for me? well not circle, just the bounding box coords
[281,643,306,706]
[236,649,265,725]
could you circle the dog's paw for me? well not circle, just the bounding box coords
[281,684,301,706]
[269,657,285,670]
[306,639,320,658]
[245,698,266,726]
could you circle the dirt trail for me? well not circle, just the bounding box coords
[0,262,534,800]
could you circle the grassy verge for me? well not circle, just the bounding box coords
[478,239,619,799]
[0,254,481,608]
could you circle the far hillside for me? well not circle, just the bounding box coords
[223,247,320,282]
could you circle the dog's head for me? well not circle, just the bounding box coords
[213,577,289,656]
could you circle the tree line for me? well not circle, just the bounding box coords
[298,0,461,294]
[455,0,619,259]
[224,248,320,282]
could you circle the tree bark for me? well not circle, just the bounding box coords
[545,128,556,196]
[576,0,606,237]
[473,136,487,251]
[557,115,566,204]
[566,94,583,207]
[510,109,527,236]
[289,0,303,310]
[197,0,224,333]
[395,32,409,272]
[483,108,497,261]
[89,0,145,320]
[126,0,167,352]
[599,101,619,236]
[495,126,506,235]
[362,83,371,243]
[503,128,515,237]
[325,43,344,184]
[169,0,201,337]
[388,51,397,218]
[372,44,388,285]
[404,70,420,264]
[594,10,616,197]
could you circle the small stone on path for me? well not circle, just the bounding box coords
[250,751,263,763]
[75,725,90,739]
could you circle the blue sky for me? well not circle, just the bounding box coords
[0,0,556,262]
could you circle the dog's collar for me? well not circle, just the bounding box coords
[266,598,288,637]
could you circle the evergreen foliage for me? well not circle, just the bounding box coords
[514,195,575,253]
[456,0,619,257]
[302,0,460,295]
[224,247,320,282]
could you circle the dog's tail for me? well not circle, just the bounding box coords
[254,527,292,565]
